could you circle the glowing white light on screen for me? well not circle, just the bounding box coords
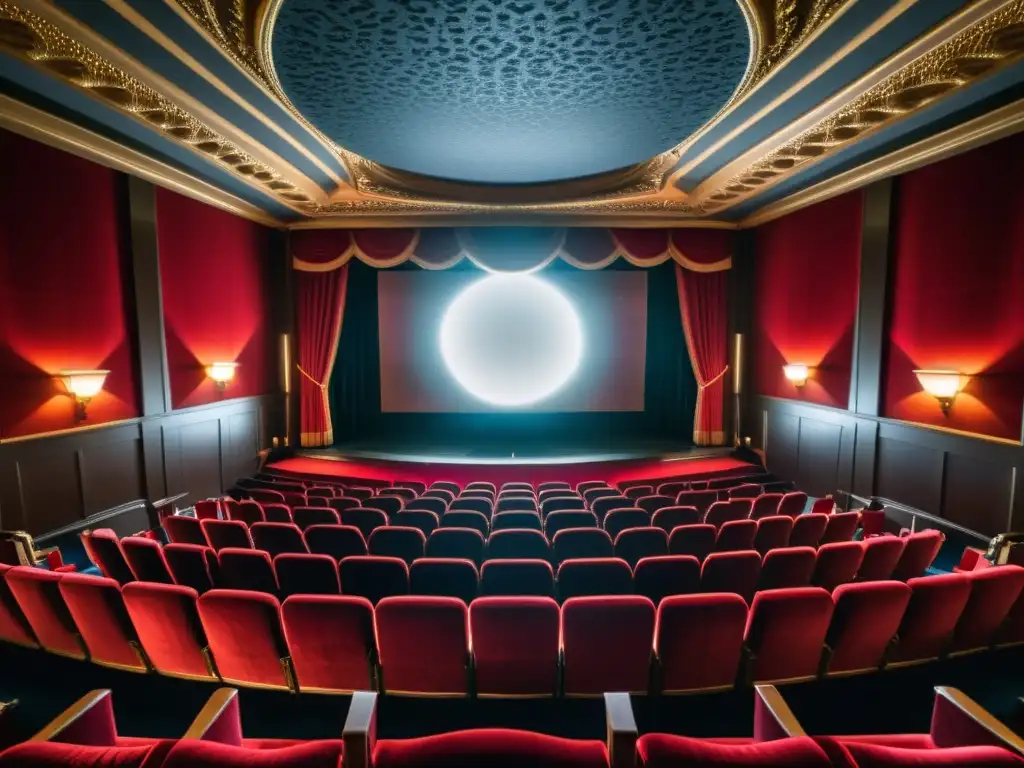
[440,274,583,407]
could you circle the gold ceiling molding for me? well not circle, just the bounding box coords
[749,0,849,83]
[0,0,317,215]
[693,0,1024,213]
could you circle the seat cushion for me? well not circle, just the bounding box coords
[162,739,343,767]
[827,739,1024,767]
[638,733,831,767]
[0,740,174,768]
[375,730,608,768]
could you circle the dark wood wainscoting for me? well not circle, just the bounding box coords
[749,396,1023,537]
[0,394,281,537]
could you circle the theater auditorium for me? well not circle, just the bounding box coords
[1,1,1023,765]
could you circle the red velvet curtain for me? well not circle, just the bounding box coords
[295,264,348,446]
[676,264,729,446]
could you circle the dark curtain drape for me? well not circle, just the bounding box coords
[295,264,348,446]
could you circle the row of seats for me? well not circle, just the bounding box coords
[10,683,1020,767]
[3,562,1022,697]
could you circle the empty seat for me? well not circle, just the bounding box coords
[949,565,1024,655]
[346,487,376,502]
[410,558,479,604]
[577,480,610,495]
[122,582,215,680]
[262,503,294,523]
[427,528,486,566]
[250,522,307,557]
[540,496,586,517]
[58,573,146,671]
[459,489,495,502]
[539,488,578,505]
[341,508,389,539]
[634,555,701,604]
[496,497,539,514]
[557,558,633,600]
[777,492,808,518]
[197,589,291,689]
[164,543,218,594]
[218,548,278,595]
[790,513,829,548]
[826,581,912,675]
[5,566,85,658]
[537,481,571,493]
[604,508,650,540]
[634,496,674,518]
[651,506,701,534]
[674,490,718,515]
[405,497,448,516]
[562,595,656,695]
[465,481,496,493]
[0,563,36,647]
[655,593,748,693]
[396,481,427,496]
[423,488,456,506]
[745,587,834,683]
[380,487,416,502]
[820,511,860,544]
[891,530,944,581]
[280,492,308,510]
[293,506,342,531]
[306,486,336,499]
[552,528,614,564]
[481,559,555,598]
[340,556,409,605]
[449,497,493,517]
[163,515,207,546]
[329,497,366,515]
[248,488,286,504]
[615,527,668,568]
[376,596,469,696]
[201,519,252,552]
[81,530,135,586]
[500,482,533,493]
[705,500,751,529]
[546,511,598,538]
[858,536,907,581]
[393,510,440,537]
[492,511,543,532]
[759,546,817,591]
[304,524,368,560]
[668,524,717,562]
[812,541,865,592]
[471,596,560,697]
[487,529,550,561]
[624,485,654,501]
[715,519,757,552]
[225,500,265,526]
[121,536,174,584]
[282,594,375,693]
[888,573,972,666]
[753,516,793,556]
[592,495,633,523]
[702,551,761,604]
[729,483,763,499]
[369,527,426,565]
[998,587,1024,647]
[810,498,836,515]
[194,499,222,520]
[274,553,341,597]
[444,511,491,539]
[749,493,783,521]
[366,495,404,520]
[431,481,462,497]
[305,496,331,508]
[583,487,619,507]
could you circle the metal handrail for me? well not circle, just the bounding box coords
[836,489,990,544]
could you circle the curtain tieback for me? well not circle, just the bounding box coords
[296,365,327,390]
[698,365,729,390]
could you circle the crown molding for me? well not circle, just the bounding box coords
[287,215,741,230]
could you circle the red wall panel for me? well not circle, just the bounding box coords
[0,131,138,438]
[883,134,1024,440]
[156,188,274,408]
[753,190,862,407]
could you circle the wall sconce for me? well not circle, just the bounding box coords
[914,369,966,415]
[206,362,239,391]
[58,370,109,423]
[783,363,809,387]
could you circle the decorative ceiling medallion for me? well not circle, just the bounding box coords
[0,0,315,213]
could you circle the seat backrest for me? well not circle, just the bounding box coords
[441,511,490,537]
[282,594,375,693]
[5,566,84,657]
[651,506,701,534]
[200,519,252,552]
[58,573,145,670]
[949,565,1024,654]
[431,481,462,497]
[636,495,675,517]
[409,558,479,604]
[701,550,762,604]
[634,555,701,604]
[891,530,945,581]
[293,506,342,531]
[604,508,651,540]
[582,487,618,507]
[328,497,364,515]
[715,519,757,553]
[655,481,689,497]
[164,543,218,594]
[592,495,633,523]
[820,512,860,544]
[305,486,336,498]
[540,496,586,517]
[393,510,440,538]
[404,497,448,517]
[552,528,613,565]
[0,563,36,647]
[459,489,495,503]
[466,481,496,493]
[826,581,912,675]
[303,524,368,560]
[577,480,610,495]
[122,582,213,680]
[480,559,555,598]
[197,589,290,688]
[449,497,493,517]
[810,498,836,515]
[280,492,308,509]
[274,553,341,597]
[858,536,907,581]
[537,481,571,494]
[121,536,174,584]
[369,527,427,565]
[749,493,784,521]
[470,596,560,697]
[496,497,539,514]
[426,527,486,566]
[248,488,286,504]
[668,524,717,562]
[340,508,389,539]
[729,483,763,499]
[674,490,718,515]
[655,593,748,693]
[225,500,265,526]
[562,595,656,695]
[163,515,207,546]
[375,595,469,696]
[614,527,669,568]
[704,500,748,530]
[753,516,794,556]
[790,513,829,548]
[539,488,580,505]
[492,511,543,532]
[251,522,308,558]
[194,499,222,521]
[500,482,534,493]
[82,531,135,586]
[366,495,404,519]
[545,511,598,538]
[777,492,808,518]
[624,485,654,501]
[339,556,410,605]
[759,546,817,591]
[262,503,294,524]
[812,541,865,592]
[557,558,633,601]
[745,587,834,683]
[217,548,278,596]
[890,573,972,664]
[486,529,550,562]
[380,487,416,502]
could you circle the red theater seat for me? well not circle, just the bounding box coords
[675,490,718,515]
[777,492,809,518]
[891,530,944,581]
[397,481,427,496]
[165,543,219,594]
[250,522,308,557]
[500,482,533,493]
[655,481,689,497]
[263,502,295,523]
[592,495,633,523]
[306,486,336,498]
[369,527,427,565]
[634,555,701,604]
[858,536,907,581]
[754,515,793,555]
[492,511,543,532]
[638,733,831,767]
[487,529,550,561]
[820,511,860,544]
[194,499,222,520]
[431,481,462,497]
[668,524,717,562]
[562,596,655,695]
[637,495,675,516]
[347,487,377,502]
[655,593,747,693]
[450,497,492,517]
[121,536,175,584]
[759,546,817,591]
[341,508,389,539]
[604,508,651,540]
[282,594,375,693]
[406,497,449,517]
[729,483,763,499]
[304,524,368,560]
[744,587,834,683]
[328,497,364,515]
[826,581,912,676]
[889,573,972,666]
[410,558,479,604]
[58,573,147,671]
[424,489,456,506]
[496,497,539,514]
[274,553,341,597]
[0,563,36,647]
[481,559,555,598]
[714,519,757,552]
[442,511,490,538]
[201,519,253,552]
[82,530,135,586]
[791,513,829,548]
[546,511,598,537]
[366,495,404,520]
[122,582,215,681]
[614,527,669,568]
[749,493,784,521]
[249,488,286,504]
[393,510,440,537]
[949,565,1024,655]
[624,485,653,501]
[163,515,207,546]
[552,528,614,564]
[427,527,486,565]
[294,506,342,531]
[376,595,469,696]
[583,487,619,507]
[340,556,410,605]
[197,589,292,690]
[702,551,761,604]
[541,496,586,517]
[538,481,571,493]
[218,548,278,596]
[471,596,560,697]
[5,566,84,658]
[705,500,749,530]
[371,729,610,768]
[578,480,611,495]
[557,558,633,600]
[651,506,701,534]
[280,492,308,510]
[381,487,416,502]
[225,499,265,525]
[812,541,865,592]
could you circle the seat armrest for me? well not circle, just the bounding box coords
[31,690,117,746]
[343,691,378,768]
[753,685,807,740]
[604,692,637,768]
[183,688,243,745]
[931,687,1024,755]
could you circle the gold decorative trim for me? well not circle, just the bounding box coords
[287,214,740,230]
[693,0,1024,212]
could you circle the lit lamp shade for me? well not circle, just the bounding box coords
[913,369,965,414]
[59,370,109,400]
[782,363,809,386]
[206,362,239,387]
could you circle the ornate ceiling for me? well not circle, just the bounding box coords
[0,0,1022,227]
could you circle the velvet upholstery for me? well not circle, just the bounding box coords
[552,529,614,565]
[162,739,343,767]
[440,512,490,538]
[218,549,279,596]
[369,527,427,565]
[470,597,560,696]
[492,512,544,532]
[759,546,817,591]
[891,532,944,582]
[274,553,341,597]
[813,542,865,592]
[745,587,834,682]
[858,537,907,581]
[592,496,633,523]
[651,506,701,533]
[294,507,343,531]
[889,574,971,664]
[304,525,368,560]
[546,511,599,538]
[341,509,389,539]
[121,537,175,585]
[226,501,266,526]
[0,563,36,646]
[251,524,308,558]
[163,516,208,546]
[749,494,784,521]
[562,596,655,695]
[481,559,555,598]
[614,527,669,568]
[410,558,480,604]
[701,551,761,604]
[339,556,410,605]
[777,492,809,519]
[487,529,550,561]
[374,729,608,768]
[58,573,146,669]
[376,596,469,695]
[634,555,701,604]
[393,511,440,538]
[639,733,831,767]
[282,594,374,692]
[541,496,587,517]
[820,513,861,545]
[655,593,747,693]
[426,528,486,565]
[827,581,912,675]
[164,544,218,594]
[201,520,253,553]
[949,565,1024,653]
[197,589,290,688]
[122,582,214,680]
[753,516,794,556]
[83,531,135,586]
[0,741,175,768]
[790,514,829,549]
[557,558,633,600]
[715,520,757,553]
[669,524,717,562]
[449,498,492,517]
[5,566,84,658]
